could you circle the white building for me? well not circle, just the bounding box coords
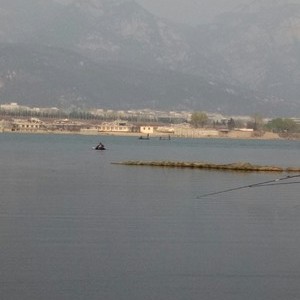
[98,121,133,132]
[0,102,20,110]
[11,118,45,131]
[140,126,154,134]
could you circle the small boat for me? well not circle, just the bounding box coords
[94,143,106,150]
[159,135,171,140]
[138,134,150,140]
[94,146,106,150]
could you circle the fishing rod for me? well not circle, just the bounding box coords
[197,174,300,199]
[254,181,300,187]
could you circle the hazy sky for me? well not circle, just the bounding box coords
[135,0,250,25]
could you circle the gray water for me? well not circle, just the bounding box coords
[1,133,300,300]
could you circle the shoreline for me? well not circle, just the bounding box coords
[1,128,298,141]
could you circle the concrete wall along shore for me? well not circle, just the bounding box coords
[174,127,219,138]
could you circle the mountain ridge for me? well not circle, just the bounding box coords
[0,0,300,116]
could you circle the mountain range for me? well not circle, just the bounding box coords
[0,0,300,116]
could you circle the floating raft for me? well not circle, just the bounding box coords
[111,161,300,172]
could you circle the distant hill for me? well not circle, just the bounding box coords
[0,43,259,114]
[0,0,300,116]
[192,1,300,109]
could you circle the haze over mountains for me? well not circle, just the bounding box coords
[0,0,300,116]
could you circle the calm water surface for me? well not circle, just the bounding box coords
[1,133,300,300]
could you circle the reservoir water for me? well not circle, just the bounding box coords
[1,133,300,300]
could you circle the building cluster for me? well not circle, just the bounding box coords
[0,102,60,115]
[1,117,86,133]
[0,116,260,139]
[2,102,285,138]
[0,117,172,135]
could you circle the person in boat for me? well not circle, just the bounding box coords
[95,142,105,150]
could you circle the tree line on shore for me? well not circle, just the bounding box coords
[190,111,300,134]
[0,109,185,124]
